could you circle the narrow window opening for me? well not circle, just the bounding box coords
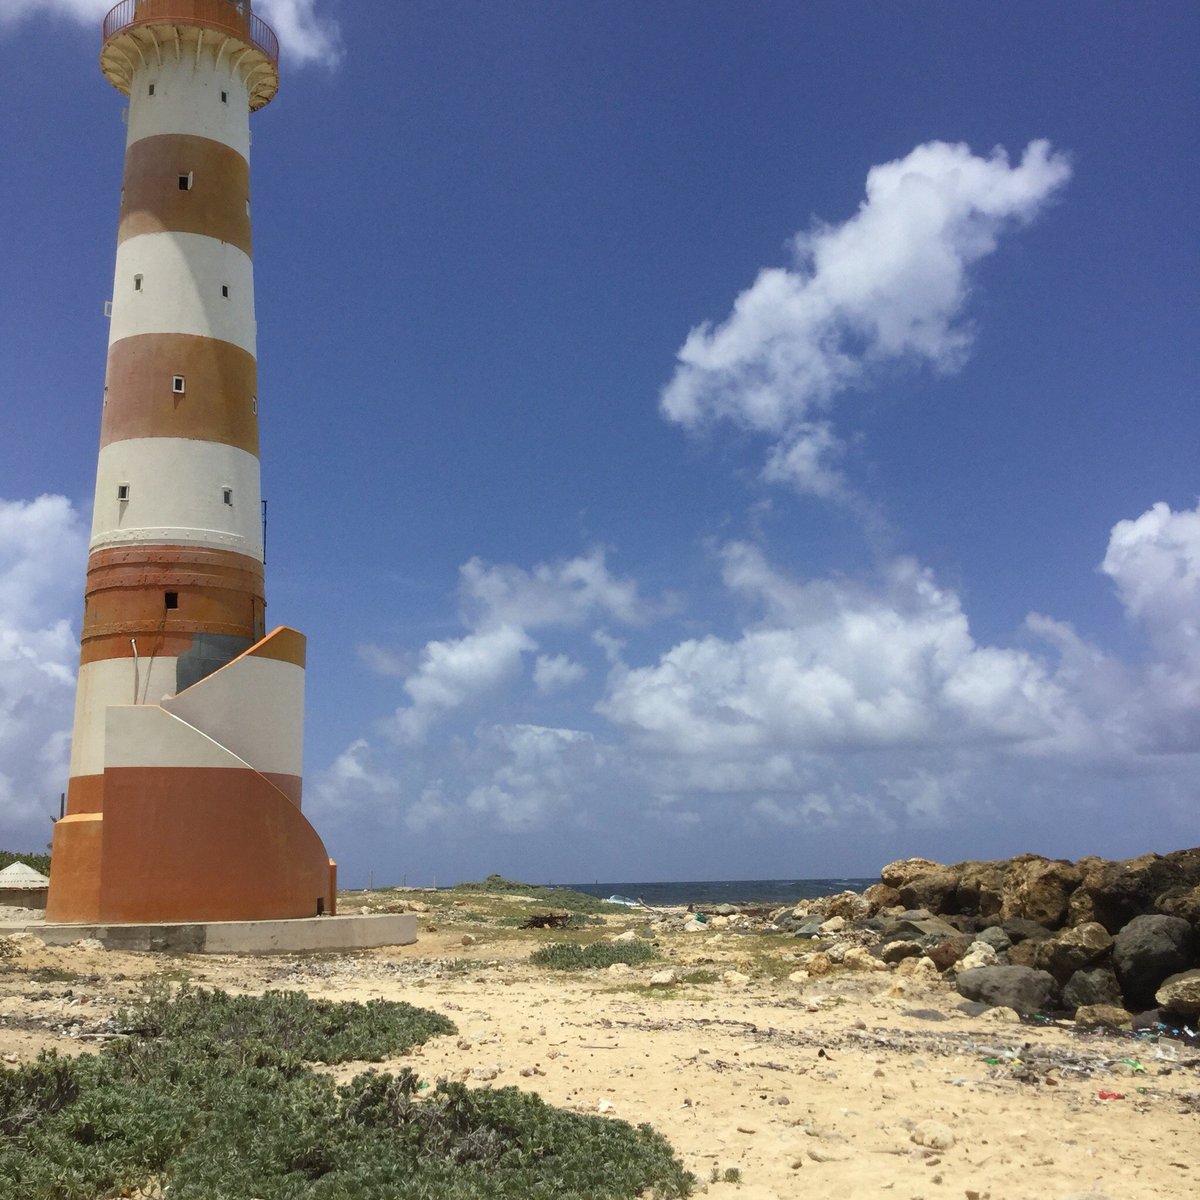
[221,90,229,104]
[251,396,258,415]
[222,487,233,506]
[172,375,186,394]
[148,82,156,96]
[116,483,130,501]
[178,172,193,191]
[164,591,179,610]
[103,385,109,408]
[103,300,113,318]
[221,284,230,299]
[134,274,143,292]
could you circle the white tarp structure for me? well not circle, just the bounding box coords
[0,861,50,889]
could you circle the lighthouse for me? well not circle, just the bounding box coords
[46,0,335,924]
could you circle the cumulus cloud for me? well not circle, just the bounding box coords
[255,0,341,68]
[0,0,108,26]
[392,624,534,743]
[0,0,342,69]
[311,503,1200,871]
[1097,501,1200,752]
[0,496,86,845]
[1101,501,1200,666]
[465,724,602,832]
[661,140,1071,497]
[533,653,586,694]
[599,540,1075,757]
[385,548,647,742]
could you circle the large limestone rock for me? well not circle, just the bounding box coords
[868,848,1200,950]
[861,882,901,913]
[999,856,1082,930]
[880,858,943,889]
[954,861,1008,919]
[1157,885,1200,927]
[1077,850,1200,933]
[956,965,1060,1016]
[1112,914,1196,1009]
[1155,969,1200,1017]
[1033,922,1113,985]
[1074,1004,1132,1031]
[898,867,962,914]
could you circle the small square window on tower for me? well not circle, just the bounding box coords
[223,487,234,506]
[148,83,156,96]
[164,591,179,610]
[134,274,143,292]
[172,375,186,394]
[221,284,230,299]
[178,172,193,191]
[117,483,130,501]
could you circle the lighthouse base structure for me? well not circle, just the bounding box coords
[46,628,336,925]
[30,914,416,956]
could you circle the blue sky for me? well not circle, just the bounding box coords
[1,1,1197,886]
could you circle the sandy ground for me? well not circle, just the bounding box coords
[1,898,1196,1200]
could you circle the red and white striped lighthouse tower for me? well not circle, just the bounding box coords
[47,0,336,923]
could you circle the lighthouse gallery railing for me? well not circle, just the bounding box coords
[102,0,279,67]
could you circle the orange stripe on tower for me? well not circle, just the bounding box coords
[102,334,259,453]
[119,134,252,255]
[80,545,265,664]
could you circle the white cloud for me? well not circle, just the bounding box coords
[255,0,341,68]
[0,496,86,845]
[1097,502,1200,752]
[1101,501,1200,665]
[0,0,108,27]
[533,653,586,693]
[760,421,846,499]
[599,541,1074,757]
[661,140,1071,496]
[465,724,602,832]
[0,0,342,69]
[388,548,646,742]
[459,547,649,631]
[392,624,534,744]
[312,737,396,805]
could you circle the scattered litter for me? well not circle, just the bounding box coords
[1097,1090,1125,1101]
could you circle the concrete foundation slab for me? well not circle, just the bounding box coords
[30,912,417,954]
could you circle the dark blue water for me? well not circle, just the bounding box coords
[565,878,875,907]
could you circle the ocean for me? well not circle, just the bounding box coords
[564,877,875,908]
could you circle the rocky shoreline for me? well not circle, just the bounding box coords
[648,848,1200,1028]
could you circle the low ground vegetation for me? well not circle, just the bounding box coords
[0,983,693,1199]
[451,876,625,917]
[530,941,659,971]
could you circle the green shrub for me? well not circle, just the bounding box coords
[117,981,455,1064]
[452,875,623,916]
[0,987,693,1199]
[530,941,659,971]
